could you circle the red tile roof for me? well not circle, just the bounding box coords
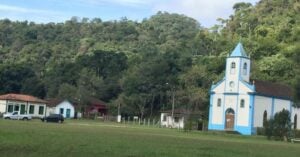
[253,80,293,99]
[0,93,47,103]
[88,97,107,107]
[45,98,65,107]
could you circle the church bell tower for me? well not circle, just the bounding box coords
[225,43,250,93]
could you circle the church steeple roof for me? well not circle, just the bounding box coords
[230,42,248,57]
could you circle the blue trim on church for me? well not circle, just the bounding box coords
[235,126,252,135]
[230,42,248,58]
[271,97,275,117]
[211,79,225,91]
[250,94,256,134]
[240,80,255,91]
[208,93,214,130]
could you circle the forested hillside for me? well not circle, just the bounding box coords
[0,0,299,117]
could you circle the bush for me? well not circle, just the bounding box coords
[256,127,266,135]
[293,129,300,138]
[265,109,292,141]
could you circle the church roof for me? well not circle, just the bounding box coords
[253,80,293,99]
[230,42,248,57]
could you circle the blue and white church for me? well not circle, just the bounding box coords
[208,43,300,135]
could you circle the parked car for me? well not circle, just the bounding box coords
[3,111,32,120]
[41,114,64,123]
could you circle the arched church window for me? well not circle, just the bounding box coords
[240,99,245,108]
[217,98,221,107]
[243,63,247,75]
[230,62,236,74]
[294,114,298,129]
[263,110,267,127]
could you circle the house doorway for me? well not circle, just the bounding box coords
[225,108,235,130]
[66,109,71,118]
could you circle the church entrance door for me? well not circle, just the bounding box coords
[225,108,235,130]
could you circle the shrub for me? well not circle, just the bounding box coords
[264,109,292,141]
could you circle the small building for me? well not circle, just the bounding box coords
[208,43,300,135]
[46,99,75,118]
[85,98,107,116]
[0,93,47,118]
[160,109,186,129]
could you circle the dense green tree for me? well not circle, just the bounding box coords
[0,0,300,119]
[0,64,45,98]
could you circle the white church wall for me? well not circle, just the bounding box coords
[253,96,272,127]
[291,107,300,130]
[211,94,224,124]
[273,99,290,114]
[236,94,250,126]
[212,81,225,93]
[240,58,250,82]
[0,100,6,113]
[238,81,253,93]
[224,95,237,111]
[225,58,240,93]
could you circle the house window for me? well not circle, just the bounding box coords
[240,99,245,108]
[174,117,179,123]
[60,108,64,115]
[263,110,267,127]
[14,105,20,112]
[20,105,26,114]
[295,114,298,129]
[29,105,34,114]
[230,62,236,74]
[7,105,13,113]
[163,115,167,121]
[38,106,44,115]
[217,98,221,107]
[243,63,247,75]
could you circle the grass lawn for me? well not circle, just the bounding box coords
[0,119,299,157]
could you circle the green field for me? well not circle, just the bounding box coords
[0,120,299,157]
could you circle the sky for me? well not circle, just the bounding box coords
[0,0,259,27]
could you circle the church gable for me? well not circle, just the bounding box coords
[211,79,225,93]
[238,80,254,93]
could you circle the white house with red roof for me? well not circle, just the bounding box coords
[0,93,47,118]
[208,43,300,135]
[46,99,75,118]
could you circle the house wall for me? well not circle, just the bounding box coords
[46,107,56,116]
[160,113,168,126]
[160,113,184,129]
[0,100,6,113]
[54,100,75,118]
[2,100,46,118]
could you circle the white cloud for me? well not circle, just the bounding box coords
[152,0,259,27]
[0,4,58,14]
[77,0,153,7]
[0,4,66,23]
